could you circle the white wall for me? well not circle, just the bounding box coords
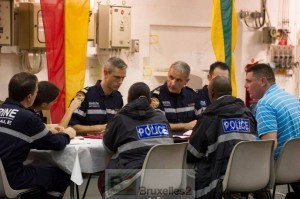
[0,0,299,103]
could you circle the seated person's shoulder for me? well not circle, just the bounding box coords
[112,90,123,97]
[151,86,161,96]
[185,86,198,94]
[75,87,90,101]
[150,87,162,109]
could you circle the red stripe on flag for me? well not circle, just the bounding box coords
[40,0,65,123]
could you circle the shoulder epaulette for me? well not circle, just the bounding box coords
[152,87,160,95]
[78,87,90,94]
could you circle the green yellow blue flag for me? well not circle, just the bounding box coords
[211,0,237,96]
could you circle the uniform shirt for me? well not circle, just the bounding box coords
[69,80,123,126]
[196,85,211,113]
[0,98,70,187]
[150,82,200,124]
[255,84,300,158]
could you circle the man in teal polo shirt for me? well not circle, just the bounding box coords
[245,63,300,197]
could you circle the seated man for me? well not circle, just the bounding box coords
[29,81,82,129]
[69,57,128,135]
[99,82,174,196]
[245,63,300,198]
[150,61,200,132]
[196,61,229,112]
[187,76,256,199]
[0,72,76,199]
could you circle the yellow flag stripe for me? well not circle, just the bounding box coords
[65,0,90,107]
[211,0,225,62]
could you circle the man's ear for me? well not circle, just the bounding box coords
[103,69,108,78]
[185,78,190,85]
[207,74,211,81]
[261,77,268,87]
[26,93,33,101]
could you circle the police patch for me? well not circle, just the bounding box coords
[150,97,159,108]
[136,124,170,139]
[222,118,250,133]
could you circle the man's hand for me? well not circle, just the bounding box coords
[170,120,197,132]
[184,120,197,131]
[68,98,82,112]
[94,124,107,132]
[63,127,76,139]
[47,124,64,134]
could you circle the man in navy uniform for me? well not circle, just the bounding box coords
[0,72,76,199]
[69,57,127,135]
[196,61,229,113]
[150,61,200,132]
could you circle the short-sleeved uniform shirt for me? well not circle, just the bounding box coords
[150,82,200,123]
[69,80,123,125]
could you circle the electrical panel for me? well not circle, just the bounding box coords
[18,3,45,50]
[97,5,131,49]
[0,0,12,45]
[270,44,294,69]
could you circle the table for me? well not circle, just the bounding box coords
[26,138,110,198]
[26,137,110,199]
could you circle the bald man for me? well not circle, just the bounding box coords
[187,76,256,199]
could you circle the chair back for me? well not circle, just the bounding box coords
[0,158,32,198]
[275,138,300,184]
[222,140,274,193]
[140,142,188,192]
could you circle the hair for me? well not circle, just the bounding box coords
[9,72,38,102]
[104,57,128,73]
[209,61,230,75]
[33,81,60,106]
[210,76,232,99]
[246,63,276,84]
[170,61,190,76]
[127,82,151,103]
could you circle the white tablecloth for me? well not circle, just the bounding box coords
[26,138,110,185]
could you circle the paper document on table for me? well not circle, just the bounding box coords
[173,130,192,139]
[69,138,91,145]
[183,130,192,136]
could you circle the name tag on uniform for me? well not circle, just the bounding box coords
[162,101,171,107]
[222,118,250,133]
[136,124,170,139]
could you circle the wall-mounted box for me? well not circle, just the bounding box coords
[0,0,12,45]
[88,10,95,41]
[97,5,131,49]
[19,3,45,50]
